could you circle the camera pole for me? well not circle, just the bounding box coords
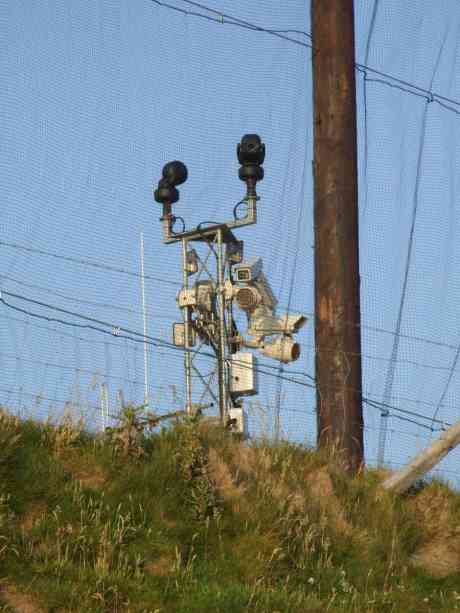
[153,137,305,433]
[311,0,364,472]
[216,228,228,421]
[181,238,193,414]
[153,139,266,425]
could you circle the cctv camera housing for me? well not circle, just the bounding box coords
[237,135,265,199]
[233,257,263,283]
[259,336,301,363]
[277,313,308,334]
[154,177,179,204]
[162,160,188,186]
[154,160,188,205]
[237,135,265,167]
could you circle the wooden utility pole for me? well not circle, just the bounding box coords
[382,419,460,494]
[311,0,364,472]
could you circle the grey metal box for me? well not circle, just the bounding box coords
[172,322,196,347]
[229,351,258,396]
[228,407,248,437]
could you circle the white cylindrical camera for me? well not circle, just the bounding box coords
[259,336,301,363]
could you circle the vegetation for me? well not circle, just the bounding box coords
[0,405,459,612]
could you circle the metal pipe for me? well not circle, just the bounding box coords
[140,232,149,408]
[216,229,227,422]
[181,239,193,414]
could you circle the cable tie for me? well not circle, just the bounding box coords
[111,326,121,337]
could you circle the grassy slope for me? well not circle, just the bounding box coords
[0,407,459,613]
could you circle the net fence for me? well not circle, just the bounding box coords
[1,0,460,485]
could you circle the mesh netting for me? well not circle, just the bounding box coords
[1,0,460,484]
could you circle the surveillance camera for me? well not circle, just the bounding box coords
[162,160,188,186]
[237,135,265,199]
[233,258,277,316]
[154,177,179,204]
[154,160,188,205]
[277,313,308,334]
[234,285,261,311]
[233,257,263,283]
[259,336,301,363]
[237,134,265,167]
[245,311,306,338]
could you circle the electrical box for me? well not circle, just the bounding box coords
[177,282,214,313]
[177,288,197,308]
[173,322,196,347]
[185,249,199,275]
[229,351,258,396]
[228,407,248,437]
[195,281,214,313]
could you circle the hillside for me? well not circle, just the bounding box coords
[0,406,459,612]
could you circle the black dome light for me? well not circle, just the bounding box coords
[237,134,265,199]
[154,160,188,205]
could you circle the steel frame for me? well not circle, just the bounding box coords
[173,224,243,422]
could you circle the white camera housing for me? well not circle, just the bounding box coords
[228,407,248,437]
[276,313,308,334]
[259,336,300,363]
[232,256,307,363]
[233,258,277,313]
[233,257,264,283]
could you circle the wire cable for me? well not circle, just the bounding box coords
[0,240,178,286]
[149,0,460,113]
[150,0,312,50]
[0,351,140,387]
[5,240,460,354]
[0,273,162,318]
[0,292,456,426]
[377,32,449,465]
[1,289,456,433]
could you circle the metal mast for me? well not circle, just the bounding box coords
[152,136,307,433]
[311,0,364,472]
[140,231,150,407]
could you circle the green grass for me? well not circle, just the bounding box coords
[0,406,459,612]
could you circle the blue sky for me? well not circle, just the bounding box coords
[1,0,460,482]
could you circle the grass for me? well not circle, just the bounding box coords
[0,406,459,612]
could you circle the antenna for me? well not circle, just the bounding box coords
[140,231,149,408]
[100,382,109,431]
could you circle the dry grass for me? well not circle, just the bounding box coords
[61,457,107,490]
[208,448,246,502]
[411,538,460,577]
[0,584,44,613]
[1,410,460,611]
[19,504,47,533]
[407,482,460,576]
[145,555,175,577]
[306,467,353,536]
